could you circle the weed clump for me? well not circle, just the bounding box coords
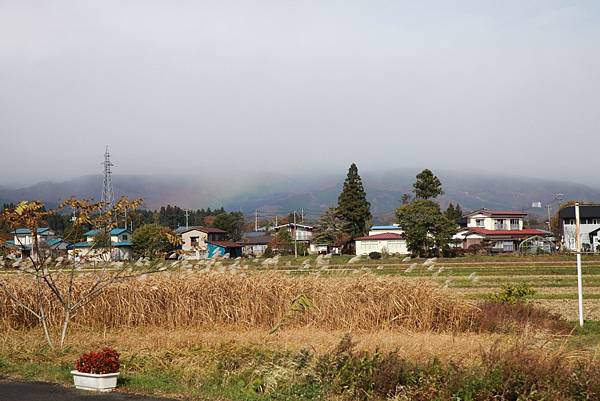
[311,334,600,400]
[488,283,536,304]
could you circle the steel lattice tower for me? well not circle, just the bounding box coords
[101,146,115,209]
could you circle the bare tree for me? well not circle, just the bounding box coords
[0,198,177,349]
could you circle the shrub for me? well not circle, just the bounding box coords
[466,243,488,255]
[489,283,536,304]
[75,347,120,374]
[476,301,571,334]
[368,252,382,260]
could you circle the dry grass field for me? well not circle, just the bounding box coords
[1,255,600,400]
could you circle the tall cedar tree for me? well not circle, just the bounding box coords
[337,163,372,238]
[413,169,444,199]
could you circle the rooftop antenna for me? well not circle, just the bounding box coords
[101,146,115,210]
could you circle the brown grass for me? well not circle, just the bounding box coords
[0,271,477,332]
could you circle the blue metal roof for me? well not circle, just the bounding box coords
[371,225,402,230]
[84,228,130,236]
[71,241,93,248]
[13,227,50,235]
[70,239,131,249]
[47,238,70,247]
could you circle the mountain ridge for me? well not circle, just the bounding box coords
[2,170,599,221]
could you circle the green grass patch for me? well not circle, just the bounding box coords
[119,368,186,395]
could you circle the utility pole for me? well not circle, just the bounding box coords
[575,202,584,327]
[124,207,127,230]
[293,211,298,258]
[301,208,304,223]
[184,209,190,229]
[255,209,258,231]
[546,205,551,231]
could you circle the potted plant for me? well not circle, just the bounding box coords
[71,347,120,392]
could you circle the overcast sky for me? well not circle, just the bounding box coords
[1,1,599,185]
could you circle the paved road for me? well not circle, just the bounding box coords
[0,379,175,401]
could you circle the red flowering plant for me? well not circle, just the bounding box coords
[75,348,120,374]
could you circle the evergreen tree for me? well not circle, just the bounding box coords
[413,169,444,199]
[212,212,245,241]
[337,163,372,238]
[445,203,463,223]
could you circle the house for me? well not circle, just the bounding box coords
[68,228,133,261]
[207,240,243,258]
[272,223,314,242]
[559,204,600,252]
[174,226,232,259]
[308,243,341,255]
[241,232,272,256]
[453,209,548,252]
[354,225,408,256]
[3,227,69,259]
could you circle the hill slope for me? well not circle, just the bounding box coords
[2,170,600,221]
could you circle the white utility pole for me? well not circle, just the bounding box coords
[293,211,298,258]
[575,202,584,327]
[184,209,190,229]
[255,209,258,231]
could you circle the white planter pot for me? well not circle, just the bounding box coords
[71,370,119,392]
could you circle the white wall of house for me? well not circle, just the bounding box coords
[111,233,130,243]
[593,235,600,253]
[368,227,404,236]
[243,244,268,256]
[355,239,408,256]
[85,232,131,244]
[294,227,313,241]
[466,214,523,230]
[180,229,209,251]
[562,220,600,251]
[14,231,55,247]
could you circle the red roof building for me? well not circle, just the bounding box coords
[454,209,551,252]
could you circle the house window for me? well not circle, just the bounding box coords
[475,219,484,227]
[503,241,514,252]
[190,236,199,246]
[494,219,505,230]
[122,234,128,241]
[510,219,520,230]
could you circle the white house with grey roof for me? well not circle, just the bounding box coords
[559,205,600,252]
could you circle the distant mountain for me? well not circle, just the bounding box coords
[2,169,600,223]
